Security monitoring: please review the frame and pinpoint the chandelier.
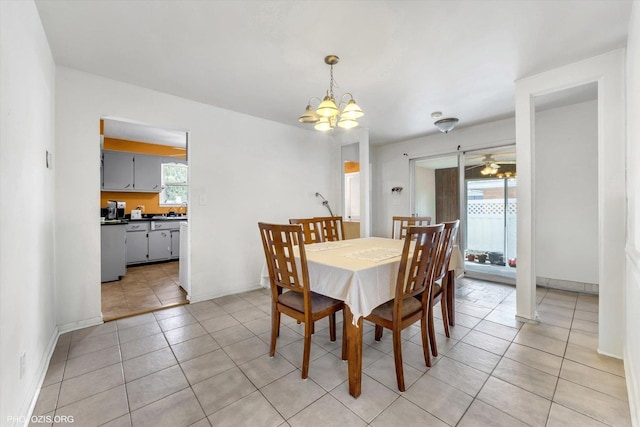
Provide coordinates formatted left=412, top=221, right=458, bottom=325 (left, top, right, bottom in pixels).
left=298, top=55, right=364, bottom=131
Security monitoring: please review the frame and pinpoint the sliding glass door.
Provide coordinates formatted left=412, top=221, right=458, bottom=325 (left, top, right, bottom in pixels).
left=411, top=145, right=516, bottom=283
left=463, top=147, right=517, bottom=281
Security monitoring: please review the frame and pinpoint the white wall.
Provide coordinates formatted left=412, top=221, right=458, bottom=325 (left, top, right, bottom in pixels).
left=535, top=100, right=598, bottom=285
left=625, top=2, right=640, bottom=423
left=372, top=118, right=515, bottom=237
left=0, top=1, right=57, bottom=425
left=414, top=166, right=435, bottom=218
left=54, top=67, right=339, bottom=329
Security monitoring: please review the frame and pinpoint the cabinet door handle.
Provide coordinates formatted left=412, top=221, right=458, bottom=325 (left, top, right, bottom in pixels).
left=124, top=184, right=131, bottom=188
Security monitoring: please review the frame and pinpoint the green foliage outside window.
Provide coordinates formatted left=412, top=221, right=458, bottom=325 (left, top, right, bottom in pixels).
left=160, top=163, right=188, bottom=205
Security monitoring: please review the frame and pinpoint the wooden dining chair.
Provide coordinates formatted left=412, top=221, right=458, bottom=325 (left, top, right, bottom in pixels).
left=289, top=218, right=323, bottom=244
left=314, top=216, right=345, bottom=241
left=365, top=224, right=444, bottom=391
left=258, top=222, right=346, bottom=379
left=426, top=220, right=460, bottom=357
left=391, top=216, right=432, bottom=240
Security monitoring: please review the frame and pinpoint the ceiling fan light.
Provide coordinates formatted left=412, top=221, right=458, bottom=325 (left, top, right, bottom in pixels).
left=316, top=95, right=339, bottom=118
left=434, top=117, right=459, bottom=133
left=341, top=99, right=364, bottom=119
left=338, top=117, right=359, bottom=129
left=298, top=104, right=320, bottom=123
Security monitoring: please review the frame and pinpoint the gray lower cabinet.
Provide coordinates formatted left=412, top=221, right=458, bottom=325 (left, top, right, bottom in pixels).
left=149, top=229, right=172, bottom=261
left=126, top=222, right=149, bottom=265
left=171, top=230, right=180, bottom=259
left=101, top=224, right=126, bottom=282
left=125, top=220, right=184, bottom=264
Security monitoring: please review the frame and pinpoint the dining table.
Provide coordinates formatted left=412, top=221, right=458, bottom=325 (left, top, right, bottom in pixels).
left=275, top=236, right=463, bottom=398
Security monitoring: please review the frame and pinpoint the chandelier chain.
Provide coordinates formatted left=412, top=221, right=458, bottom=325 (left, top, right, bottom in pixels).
left=329, top=64, right=334, bottom=99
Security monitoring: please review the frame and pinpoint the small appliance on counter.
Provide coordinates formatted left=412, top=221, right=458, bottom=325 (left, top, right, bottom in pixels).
left=116, top=201, right=126, bottom=219
left=106, top=200, right=117, bottom=220
left=131, top=209, right=142, bottom=219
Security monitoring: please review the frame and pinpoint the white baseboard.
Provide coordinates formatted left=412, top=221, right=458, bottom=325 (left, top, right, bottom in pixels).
left=57, top=316, right=103, bottom=335
left=189, top=283, right=264, bottom=304
left=18, top=326, right=59, bottom=427
left=624, top=344, right=639, bottom=427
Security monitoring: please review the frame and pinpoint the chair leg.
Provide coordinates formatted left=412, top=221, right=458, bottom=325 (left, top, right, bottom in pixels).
left=420, top=313, right=431, bottom=367
left=441, top=296, right=450, bottom=338
left=270, top=309, right=280, bottom=357
left=428, top=303, right=438, bottom=357
left=329, top=312, right=337, bottom=342
left=301, top=321, right=312, bottom=379
left=341, top=310, right=347, bottom=361
left=374, top=325, right=383, bottom=341
left=391, top=328, right=405, bottom=392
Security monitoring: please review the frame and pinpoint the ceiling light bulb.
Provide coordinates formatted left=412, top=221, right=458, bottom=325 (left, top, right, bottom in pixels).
left=341, top=99, right=364, bottom=119
left=316, top=95, right=339, bottom=118
left=314, top=117, right=333, bottom=131
left=298, top=104, right=320, bottom=123
left=338, top=117, right=359, bottom=129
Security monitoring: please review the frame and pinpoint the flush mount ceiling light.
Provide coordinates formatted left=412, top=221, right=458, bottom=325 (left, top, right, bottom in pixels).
left=298, top=55, right=364, bottom=131
left=434, top=117, right=459, bottom=133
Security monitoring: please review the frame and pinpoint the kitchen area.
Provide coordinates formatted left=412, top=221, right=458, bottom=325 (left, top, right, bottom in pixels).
left=99, top=118, right=189, bottom=321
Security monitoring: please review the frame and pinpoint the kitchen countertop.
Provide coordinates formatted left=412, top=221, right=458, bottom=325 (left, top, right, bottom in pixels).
left=101, top=216, right=188, bottom=225
left=101, top=219, right=128, bottom=225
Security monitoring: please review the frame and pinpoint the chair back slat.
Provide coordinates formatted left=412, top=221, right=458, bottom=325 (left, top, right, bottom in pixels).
left=391, top=216, right=432, bottom=240
left=289, top=218, right=323, bottom=244
left=315, top=216, right=345, bottom=241
left=259, top=223, right=309, bottom=297
left=433, top=220, right=460, bottom=283
left=394, top=224, right=444, bottom=311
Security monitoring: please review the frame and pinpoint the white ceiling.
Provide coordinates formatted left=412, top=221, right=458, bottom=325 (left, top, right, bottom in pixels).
left=35, top=0, right=631, bottom=145
left=102, top=118, right=187, bottom=147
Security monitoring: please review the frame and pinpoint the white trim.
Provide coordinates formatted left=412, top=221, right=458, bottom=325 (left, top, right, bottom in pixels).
left=20, top=327, right=59, bottom=427
left=515, top=49, right=626, bottom=356
left=57, top=316, right=104, bottom=335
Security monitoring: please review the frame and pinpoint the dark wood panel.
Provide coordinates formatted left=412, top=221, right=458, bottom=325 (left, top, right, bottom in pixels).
left=435, top=167, right=459, bottom=223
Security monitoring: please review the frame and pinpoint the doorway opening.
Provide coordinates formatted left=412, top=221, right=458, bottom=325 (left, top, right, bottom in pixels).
left=100, top=117, right=190, bottom=321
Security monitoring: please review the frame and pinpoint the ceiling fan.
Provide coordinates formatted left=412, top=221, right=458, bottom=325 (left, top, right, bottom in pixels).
left=466, top=155, right=516, bottom=177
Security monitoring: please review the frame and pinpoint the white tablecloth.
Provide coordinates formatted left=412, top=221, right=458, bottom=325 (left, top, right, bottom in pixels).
left=260, top=237, right=464, bottom=324
left=301, top=237, right=404, bottom=324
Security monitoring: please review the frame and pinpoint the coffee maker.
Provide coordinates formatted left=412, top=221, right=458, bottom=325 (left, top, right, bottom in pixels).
left=116, top=201, right=126, bottom=219
left=106, top=200, right=117, bottom=220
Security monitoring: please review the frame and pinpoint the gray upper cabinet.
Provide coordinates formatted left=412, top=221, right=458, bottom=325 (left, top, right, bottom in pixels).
left=134, top=154, right=161, bottom=191
left=101, top=150, right=161, bottom=193
left=102, top=150, right=134, bottom=190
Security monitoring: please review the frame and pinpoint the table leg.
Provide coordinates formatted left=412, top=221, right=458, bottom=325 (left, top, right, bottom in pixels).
left=345, top=305, right=363, bottom=398
left=446, top=269, right=456, bottom=326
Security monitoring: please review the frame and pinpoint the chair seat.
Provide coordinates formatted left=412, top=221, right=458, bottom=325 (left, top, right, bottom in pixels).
left=279, top=290, right=343, bottom=314
left=368, top=297, right=422, bottom=322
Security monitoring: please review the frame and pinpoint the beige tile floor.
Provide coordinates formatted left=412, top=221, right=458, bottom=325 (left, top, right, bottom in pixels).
left=101, top=261, right=188, bottom=322
left=35, top=277, right=631, bottom=427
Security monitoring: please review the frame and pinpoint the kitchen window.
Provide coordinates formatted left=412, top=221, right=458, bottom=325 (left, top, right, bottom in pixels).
left=159, top=162, right=188, bottom=206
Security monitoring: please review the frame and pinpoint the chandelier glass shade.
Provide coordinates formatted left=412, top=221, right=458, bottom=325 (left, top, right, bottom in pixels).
left=298, top=55, right=364, bottom=131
